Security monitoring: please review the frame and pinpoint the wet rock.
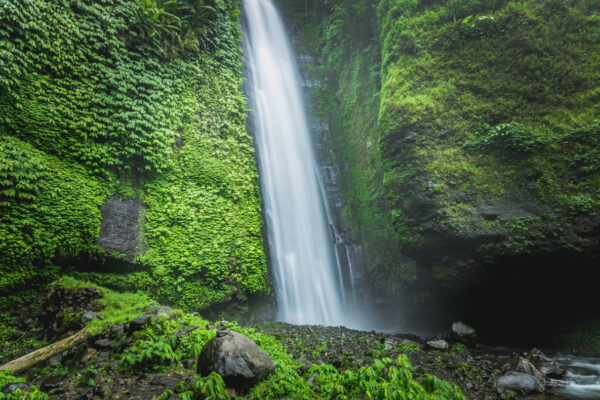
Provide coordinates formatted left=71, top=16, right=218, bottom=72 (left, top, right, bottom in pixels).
left=131, top=313, right=154, bottom=328
left=81, top=348, right=98, bottom=364
left=49, top=353, right=63, bottom=366
left=110, top=323, right=125, bottom=337
left=41, top=376, right=65, bottom=392
left=97, top=352, right=110, bottom=364
left=2, top=382, right=31, bottom=394
left=427, top=339, right=449, bottom=351
left=81, top=311, right=100, bottom=324
left=496, top=371, right=545, bottom=393
left=528, top=349, right=565, bottom=378
left=451, top=321, right=477, bottom=343
left=150, top=375, right=179, bottom=387
left=94, top=338, right=114, bottom=349
left=498, top=355, right=546, bottom=381
left=197, top=330, right=275, bottom=390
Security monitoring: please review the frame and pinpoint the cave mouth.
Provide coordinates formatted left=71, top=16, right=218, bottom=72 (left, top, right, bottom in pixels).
left=455, top=252, right=600, bottom=349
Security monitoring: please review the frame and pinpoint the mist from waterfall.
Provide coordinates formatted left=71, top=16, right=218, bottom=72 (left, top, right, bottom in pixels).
left=242, top=0, right=363, bottom=327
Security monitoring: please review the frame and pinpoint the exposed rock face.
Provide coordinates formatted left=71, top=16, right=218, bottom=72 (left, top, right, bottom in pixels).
left=197, top=330, right=275, bottom=390
left=97, top=195, right=147, bottom=262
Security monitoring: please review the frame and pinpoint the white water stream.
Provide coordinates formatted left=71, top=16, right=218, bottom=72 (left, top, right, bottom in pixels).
left=242, top=0, right=355, bottom=326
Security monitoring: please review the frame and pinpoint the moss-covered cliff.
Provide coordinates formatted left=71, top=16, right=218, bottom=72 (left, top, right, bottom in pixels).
left=0, top=0, right=268, bottom=315
left=281, top=0, right=600, bottom=345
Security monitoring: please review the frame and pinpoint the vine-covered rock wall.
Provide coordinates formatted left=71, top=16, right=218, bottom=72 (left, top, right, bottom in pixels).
left=280, top=0, right=600, bottom=346
left=0, top=0, right=268, bottom=315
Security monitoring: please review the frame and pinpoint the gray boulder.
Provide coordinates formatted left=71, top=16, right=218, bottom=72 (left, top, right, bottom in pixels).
left=81, top=311, right=100, bottom=324
left=528, top=349, right=565, bottom=378
left=426, top=339, right=449, bottom=351
left=496, top=371, right=545, bottom=393
left=451, top=321, right=477, bottom=342
left=197, top=330, right=275, bottom=390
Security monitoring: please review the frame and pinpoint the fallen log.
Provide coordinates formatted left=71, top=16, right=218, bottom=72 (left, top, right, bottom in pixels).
left=0, top=329, right=91, bottom=375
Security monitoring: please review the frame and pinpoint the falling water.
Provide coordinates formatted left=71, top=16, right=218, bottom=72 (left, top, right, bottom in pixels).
left=242, top=0, right=350, bottom=326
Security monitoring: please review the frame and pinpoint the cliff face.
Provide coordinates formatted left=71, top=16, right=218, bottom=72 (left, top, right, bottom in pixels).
left=0, top=0, right=268, bottom=314
left=280, top=0, right=600, bottom=344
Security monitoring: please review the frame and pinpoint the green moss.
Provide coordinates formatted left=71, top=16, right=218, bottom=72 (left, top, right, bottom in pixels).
left=0, top=0, right=267, bottom=312
left=378, top=0, right=600, bottom=248
left=51, top=277, right=157, bottom=335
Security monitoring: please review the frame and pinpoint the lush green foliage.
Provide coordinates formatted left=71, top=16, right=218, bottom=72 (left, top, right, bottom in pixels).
left=154, top=372, right=230, bottom=400
left=377, top=0, right=600, bottom=255
left=0, top=371, right=48, bottom=400
left=0, top=136, right=105, bottom=298
left=0, top=0, right=267, bottom=312
left=133, top=0, right=220, bottom=58
left=282, top=0, right=600, bottom=284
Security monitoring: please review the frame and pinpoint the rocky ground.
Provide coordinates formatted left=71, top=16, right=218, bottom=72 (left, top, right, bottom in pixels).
left=254, top=322, right=565, bottom=400
left=0, top=283, right=573, bottom=399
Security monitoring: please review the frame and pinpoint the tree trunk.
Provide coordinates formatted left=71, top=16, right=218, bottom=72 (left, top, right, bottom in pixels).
left=0, top=329, right=91, bottom=375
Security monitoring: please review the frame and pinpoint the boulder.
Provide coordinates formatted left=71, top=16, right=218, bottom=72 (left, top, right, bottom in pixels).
left=81, top=311, right=100, bottom=324
left=131, top=313, right=154, bottom=329
left=496, top=372, right=545, bottom=393
left=451, top=321, right=477, bottom=343
left=440, top=321, right=477, bottom=345
left=426, top=339, right=449, bottom=351
left=498, top=355, right=546, bottom=381
left=197, top=330, right=275, bottom=390
left=528, top=349, right=565, bottom=379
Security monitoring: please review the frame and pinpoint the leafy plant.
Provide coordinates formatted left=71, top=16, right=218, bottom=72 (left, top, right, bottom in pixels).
left=75, top=365, right=98, bottom=388
left=463, top=122, right=542, bottom=154
left=0, top=371, right=48, bottom=400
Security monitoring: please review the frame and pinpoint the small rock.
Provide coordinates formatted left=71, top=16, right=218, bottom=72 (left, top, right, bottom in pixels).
left=2, top=382, right=31, bottom=394
left=427, top=339, right=449, bottom=351
left=155, top=306, right=172, bottom=318
left=183, top=358, right=196, bottom=369
left=81, top=311, right=99, bottom=324
left=384, top=339, right=394, bottom=351
left=94, top=338, right=114, bottom=349
left=110, top=323, right=125, bottom=337
left=353, top=358, right=365, bottom=367
left=206, top=324, right=215, bottom=330
left=496, top=372, right=545, bottom=393
left=97, top=352, right=110, bottom=364
left=49, top=353, right=63, bottom=366
left=41, top=376, right=65, bottom=392
left=197, top=330, right=275, bottom=390
left=131, top=313, right=153, bottom=328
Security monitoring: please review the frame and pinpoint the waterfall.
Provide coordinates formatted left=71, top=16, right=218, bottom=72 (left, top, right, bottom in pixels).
left=242, top=0, right=352, bottom=326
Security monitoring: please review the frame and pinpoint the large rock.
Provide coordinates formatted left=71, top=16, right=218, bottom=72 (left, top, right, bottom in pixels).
left=498, top=355, right=546, bottom=381
left=426, top=339, right=449, bottom=351
left=197, top=330, right=275, bottom=390
left=496, top=371, right=545, bottom=393
left=96, top=195, right=147, bottom=262
left=451, top=321, right=477, bottom=343
left=528, top=349, right=565, bottom=378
